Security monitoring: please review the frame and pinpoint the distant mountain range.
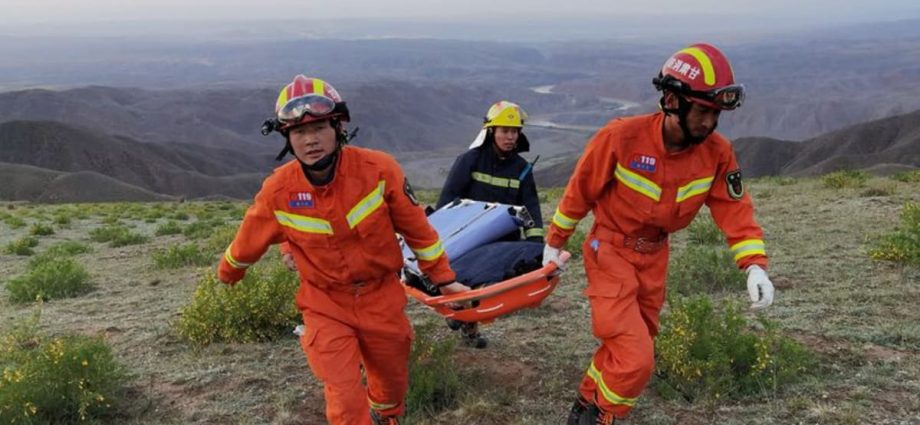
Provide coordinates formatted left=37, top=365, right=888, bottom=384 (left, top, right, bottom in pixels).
left=0, top=120, right=266, bottom=200
left=1, top=107, right=919, bottom=202
left=534, top=109, right=920, bottom=187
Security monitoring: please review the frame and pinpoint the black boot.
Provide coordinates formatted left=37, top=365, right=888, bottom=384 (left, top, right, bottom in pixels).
left=566, top=395, right=615, bottom=425
left=566, top=394, right=591, bottom=425
left=460, top=322, right=487, bottom=349
left=370, top=409, right=400, bottom=425
left=445, top=318, right=462, bottom=331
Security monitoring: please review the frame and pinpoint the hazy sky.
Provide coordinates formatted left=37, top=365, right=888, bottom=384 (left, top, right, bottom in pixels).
left=3, top=0, right=918, bottom=23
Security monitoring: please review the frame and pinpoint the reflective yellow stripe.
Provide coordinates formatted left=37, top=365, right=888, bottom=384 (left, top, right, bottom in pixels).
left=552, top=209, right=579, bottom=230
left=680, top=47, right=716, bottom=86
left=411, top=240, right=445, bottom=261
left=614, top=163, right=661, bottom=202
left=730, top=239, right=766, bottom=261
left=312, top=78, right=324, bottom=95
left=587, top=361, right=638, bottom=407
left=525, top=227, right=545, bottom=238
left=471, top=171, right=520, bottom=189
left=676, top=176, right=714, bottom=203
left=274, top=210, right=333, bottom=235
left=369, top=399, right=397, bottom=411
left=223, top=245, right=252, bottom=269
left=347, top=180, right=386, bottom=229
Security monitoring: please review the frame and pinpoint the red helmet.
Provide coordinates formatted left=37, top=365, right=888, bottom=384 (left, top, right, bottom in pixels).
left=274, top=75, right=350, bottom=130
left=652, top=43, right=744, bottom=110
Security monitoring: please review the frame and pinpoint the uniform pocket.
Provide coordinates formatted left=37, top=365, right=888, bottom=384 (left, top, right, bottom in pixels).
left=583, top=238, right=626, bottom=299
left=613, top=179, right=656, bottom=218
left=355, top=207, right=400, bottom=253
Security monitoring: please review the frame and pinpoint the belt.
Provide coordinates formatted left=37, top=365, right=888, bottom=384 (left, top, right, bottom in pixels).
left=592, top=226, right=668, bottom=254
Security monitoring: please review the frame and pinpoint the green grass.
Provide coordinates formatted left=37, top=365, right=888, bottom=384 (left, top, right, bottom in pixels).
left=28, top=223, right=55, bottom=236
left=182, top=219, right=225, bottom=240
left=821, top=170, right=870, bottom=189
left=667, top=244, right=746, bottom=296
left=5, top=256, right=92, bottom=303
left=656, top=296, right=816, bottom=402
left=867, top=201, right=919, bottom=266
left=0, top=311, right=126, bottom=424
left=405, top=322, right=462, bottom=422
left=154, top=220, right=183, bottom=236
left=3, top=237, right=39, bottom=256
left=890, top=170, right=920, bottom=183
left=3, top=215, right=26, bottom=229
left=175, top=254, right=299, bottom=344
left=41, top=241, right=92, bottom=258
left=152, top=243, right=214, bottom=269
left=686, top=212, right=722, bottom=245
left=0, top=188, right=917, bottom=424
left=88, top=224, right=149, bottom=247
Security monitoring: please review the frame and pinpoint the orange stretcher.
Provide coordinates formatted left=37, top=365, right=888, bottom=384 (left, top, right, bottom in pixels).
left=402, top=251, right=571, bottom=323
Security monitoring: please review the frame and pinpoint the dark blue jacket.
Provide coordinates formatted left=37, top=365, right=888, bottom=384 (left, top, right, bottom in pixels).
left=436, top=145, right=544, bottom=239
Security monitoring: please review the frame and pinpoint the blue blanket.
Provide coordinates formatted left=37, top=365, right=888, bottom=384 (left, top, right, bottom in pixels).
left=451, top=241, right=545, bottom=287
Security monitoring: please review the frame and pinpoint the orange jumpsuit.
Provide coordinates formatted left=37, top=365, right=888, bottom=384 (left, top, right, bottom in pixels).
left=218, top=146, right=455, bottom=425
left=546, top=112, right=767, bottom=418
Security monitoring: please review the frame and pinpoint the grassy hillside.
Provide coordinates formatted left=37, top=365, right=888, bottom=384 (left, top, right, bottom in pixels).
left=0, top=176, right=918, bottom=424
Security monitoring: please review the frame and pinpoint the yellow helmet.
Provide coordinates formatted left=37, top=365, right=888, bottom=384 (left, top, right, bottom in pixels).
left=483, top=100, right=527, bottom=128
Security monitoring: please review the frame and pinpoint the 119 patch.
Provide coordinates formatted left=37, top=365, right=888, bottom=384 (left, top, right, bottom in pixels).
left=629, top=154, right=657, bottom=173
left=726, top=169, right=744, bottom=200
left=288, top=191, right=314, bottom=208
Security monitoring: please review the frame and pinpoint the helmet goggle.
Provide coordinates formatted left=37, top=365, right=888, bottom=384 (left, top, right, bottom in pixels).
left=685, top=84, right=745, bottom=110
left=277, top=94, right=337, bottom=124
left=655, top=74, right=745, bottom=110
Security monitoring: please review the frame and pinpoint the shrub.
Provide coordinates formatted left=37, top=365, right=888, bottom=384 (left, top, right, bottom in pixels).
left=89, top=225, right=149, bottom=247
left=142, top=210, right=165, bottom=221
left=41, top=241, right=92, bottom=258
left=890, top=170, right=920, bottom=183
left=206, top=225, right=238, bottom=254
left=757, top=176, right=797, bottom=186
left=565, top=228, right=586, bottom=258
left=100, top=214, right=122, bottom=225
left=29, top=223, right=55, bottom=236
left=687, top=214, right=722, bottom=246
left=4, top=215, right=26, bottom=229
left=176, top=256, right=299, bottom=344
left=170, top=211, right=190, bottom=221
left=0, top=312, right=125, bottom=424
left=155, top=220, right=183, bottom=236
left=821, top=169, right=869, bottom=189
left=655, top=295, right=816, bottom=402
left=3, top=237, right=39, bottom=256
left=182, top=219, right=224, bottom=240
left=53, top=214, right=72, bottom=227
left=152, top=243, right=214, bottom=269
left=868, top=201, right=920, bottom=266
left=667, top=245, right=745, bottom=296
left=405, top=322, right=462, bottom=421
left=5, top=257, right=91, bottom=303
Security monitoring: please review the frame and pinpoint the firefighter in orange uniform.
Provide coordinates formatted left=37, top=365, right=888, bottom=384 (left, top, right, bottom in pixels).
left=542, top=44, right=776, bottom=424
left=218, top=75, right=470, bottom=425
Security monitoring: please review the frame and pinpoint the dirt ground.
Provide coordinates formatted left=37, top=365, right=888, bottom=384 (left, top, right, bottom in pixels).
left=1, top=177, right=919, bottom=424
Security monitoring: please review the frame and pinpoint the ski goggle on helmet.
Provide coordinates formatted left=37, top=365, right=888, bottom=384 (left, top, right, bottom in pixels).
left=652, top=43, right=745, bottom=110
left=274, top=75, right=350, bottom=129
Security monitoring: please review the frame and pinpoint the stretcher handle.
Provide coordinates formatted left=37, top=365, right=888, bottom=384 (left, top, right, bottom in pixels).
left=418, top=250, right=571, bottom=305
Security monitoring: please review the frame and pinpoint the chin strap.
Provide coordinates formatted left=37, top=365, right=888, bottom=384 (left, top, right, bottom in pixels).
left=659, top=94, right=715, bottom=147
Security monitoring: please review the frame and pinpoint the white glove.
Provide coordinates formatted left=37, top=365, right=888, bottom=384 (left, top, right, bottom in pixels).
left=542, top=245, right=564, bottom=270
left=746, top=265, right=774, bottom=311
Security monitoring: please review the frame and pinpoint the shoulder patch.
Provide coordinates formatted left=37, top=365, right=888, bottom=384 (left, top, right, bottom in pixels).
left=726, top=169, right=744, bottom=200
left=404, top=178, right=419, bottom=206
